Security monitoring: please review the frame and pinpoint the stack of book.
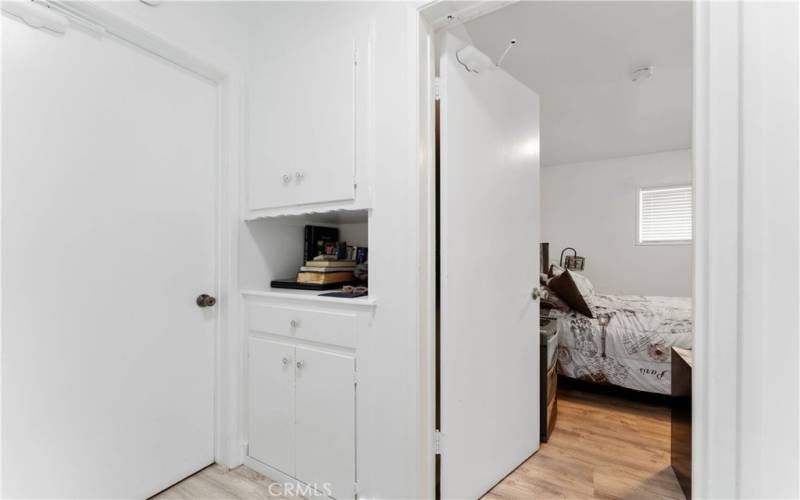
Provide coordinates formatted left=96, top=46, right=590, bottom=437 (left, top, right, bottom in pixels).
left=296, top=257, right=357, bottom=285
left=269, top=225, right=367, bottom=291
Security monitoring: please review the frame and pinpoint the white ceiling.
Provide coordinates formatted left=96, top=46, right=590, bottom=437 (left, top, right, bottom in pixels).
left=460, top=1, right=692, bottom=167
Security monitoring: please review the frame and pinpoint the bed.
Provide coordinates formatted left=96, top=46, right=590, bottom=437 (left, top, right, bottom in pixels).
left=544, top=288, right=692, bottom=395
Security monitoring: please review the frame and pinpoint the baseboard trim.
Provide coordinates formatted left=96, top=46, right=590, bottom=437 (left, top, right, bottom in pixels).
left=242, top=456, right=334, bottom=499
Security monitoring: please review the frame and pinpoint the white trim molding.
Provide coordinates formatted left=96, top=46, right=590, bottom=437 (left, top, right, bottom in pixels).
left=694, top=1, right=799, bottom=498
left=692, top=3, right=739, bottom=497
left=419, top=1, right=517, bottom=32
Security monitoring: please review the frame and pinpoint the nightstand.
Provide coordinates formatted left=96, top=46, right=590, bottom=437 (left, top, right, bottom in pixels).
left=671, top=346, right=692, bottom=499
left=540, top=318, right=559, bottom=442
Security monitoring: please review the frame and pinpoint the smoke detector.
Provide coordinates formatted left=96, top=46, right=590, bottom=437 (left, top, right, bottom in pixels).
left=631, top=66, right=654, bottom=82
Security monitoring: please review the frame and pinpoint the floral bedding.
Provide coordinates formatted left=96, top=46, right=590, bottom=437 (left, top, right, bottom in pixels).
left=549, top=294, right=692, bottom=395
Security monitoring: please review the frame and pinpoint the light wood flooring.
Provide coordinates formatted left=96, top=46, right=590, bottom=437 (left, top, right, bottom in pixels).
left=152, top=464, right=301, bottom=500
left=155, top=388, right=684, bottom=499
left=484, top=388, right=684, bottom=499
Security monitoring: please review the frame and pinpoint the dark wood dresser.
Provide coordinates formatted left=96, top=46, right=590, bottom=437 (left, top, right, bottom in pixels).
left=671, top=346, right=692, bottom=499
left=540, top=318, right=559, bottom=442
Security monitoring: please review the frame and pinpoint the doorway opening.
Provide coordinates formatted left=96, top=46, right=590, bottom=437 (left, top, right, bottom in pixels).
left=428, top=2, right=694, bottom=498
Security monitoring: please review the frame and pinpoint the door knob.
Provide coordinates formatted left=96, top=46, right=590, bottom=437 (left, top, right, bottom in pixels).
left=531, top=287, right=542, bottom=301
left=196, top=294, right=216, bottom=307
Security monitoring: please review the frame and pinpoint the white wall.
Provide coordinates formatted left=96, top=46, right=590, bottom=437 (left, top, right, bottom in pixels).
left=541, top=149, right=692, bottom=297
left=97, top=1, right=251, bottom=74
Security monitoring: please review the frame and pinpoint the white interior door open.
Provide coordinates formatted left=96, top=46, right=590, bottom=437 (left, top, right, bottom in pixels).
left=438, top=33, right=541, bottom=499
left=2, top=15, right=218, bottom=498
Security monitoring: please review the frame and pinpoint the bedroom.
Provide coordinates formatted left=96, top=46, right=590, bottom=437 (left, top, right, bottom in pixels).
left=434, top=2, right=694, bottom=498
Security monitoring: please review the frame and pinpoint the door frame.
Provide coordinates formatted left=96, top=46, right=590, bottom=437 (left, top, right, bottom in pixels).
left=8, top=0, right=245, bottom=471
left=416, top=1, right=799, bottom=498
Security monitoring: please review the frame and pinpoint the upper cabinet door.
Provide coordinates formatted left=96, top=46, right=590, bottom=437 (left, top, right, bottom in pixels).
left=248, top=20, right=371, bottom=212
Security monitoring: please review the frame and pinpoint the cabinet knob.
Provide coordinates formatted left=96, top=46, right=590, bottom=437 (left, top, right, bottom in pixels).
left=282, top=174, right=291, bottom=184
left=281, top=357, right=289, bottom=366
left=296, top=360, right=305, bottom=369
left=295, top=171, right=304, bottom=181
left=290, top=319, right=298, bottom=328
left=531, top=287, right=542, bottom=301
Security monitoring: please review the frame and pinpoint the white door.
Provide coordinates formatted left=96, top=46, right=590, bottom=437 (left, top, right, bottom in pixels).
left=2, top=15, right=217, bottom=498
left=295, top=346, right=356, bottom=500
left=439, top=34, right=541, bottom=499
left=248, top=337, right=296, bottom=476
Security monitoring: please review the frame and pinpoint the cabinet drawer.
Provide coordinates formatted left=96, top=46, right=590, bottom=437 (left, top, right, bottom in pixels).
left=293, top=308, right=357, bottom=348
left=248, top=303, right=357, bottom=348
left=248, top=304, right=295, bottom=337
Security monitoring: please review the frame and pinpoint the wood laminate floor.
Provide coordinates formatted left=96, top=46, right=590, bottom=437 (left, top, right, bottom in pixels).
left=152, top=465, right=300, bottom=500
left=155, top=388, right=683, bottom=499
left=485, top=388, right=684, bottom=500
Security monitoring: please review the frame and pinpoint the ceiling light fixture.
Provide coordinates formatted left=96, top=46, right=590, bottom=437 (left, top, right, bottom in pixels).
left=631, top=66, right=654, bottom=82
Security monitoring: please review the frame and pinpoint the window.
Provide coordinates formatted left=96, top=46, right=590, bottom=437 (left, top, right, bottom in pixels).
left=638, top=185, right=693, bottom=244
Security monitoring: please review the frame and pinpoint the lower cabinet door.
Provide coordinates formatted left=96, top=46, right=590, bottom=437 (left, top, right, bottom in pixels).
left=248, top=337, right=295, bottom=476
left=294, top=346, right=356, bottom=500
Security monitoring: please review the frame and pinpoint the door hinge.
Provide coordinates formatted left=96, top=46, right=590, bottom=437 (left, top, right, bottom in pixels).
left=434, top=77, right=441, bottom=101
left=354, top=47, right=359, bottom=66
left=354, top=481, right=359, bottom=497
left=353, top=370, right=358, bottom=387
left=434, top=430, right=443, bottom=455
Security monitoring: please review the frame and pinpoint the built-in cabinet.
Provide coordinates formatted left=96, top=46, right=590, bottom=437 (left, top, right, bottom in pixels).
left=241, top=4, right=418, bottom=498
left=245, top=295, right=370, bottom=500
left=247, top=18, right=373, bottom=217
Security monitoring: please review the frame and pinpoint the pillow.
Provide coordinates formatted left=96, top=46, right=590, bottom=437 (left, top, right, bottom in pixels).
left=569, top=271, right=595, bottom=298
left=548, top=264, right=565, bottom=278
left=540, top=286, right=570, bottom=313
left=547, top=270, right=594, bottom=318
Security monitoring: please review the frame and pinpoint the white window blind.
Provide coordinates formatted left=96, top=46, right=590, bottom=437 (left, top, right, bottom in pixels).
left=638, top=186, right=693, bottom=243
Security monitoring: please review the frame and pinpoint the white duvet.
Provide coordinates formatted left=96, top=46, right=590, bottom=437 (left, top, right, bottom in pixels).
left=550, top=294, right=692, bottom=395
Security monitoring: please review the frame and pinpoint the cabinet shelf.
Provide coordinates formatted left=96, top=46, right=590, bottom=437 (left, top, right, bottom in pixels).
left=244, top=207, right=369, bottom=225
left=242, top=288, right=377, bottom=308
